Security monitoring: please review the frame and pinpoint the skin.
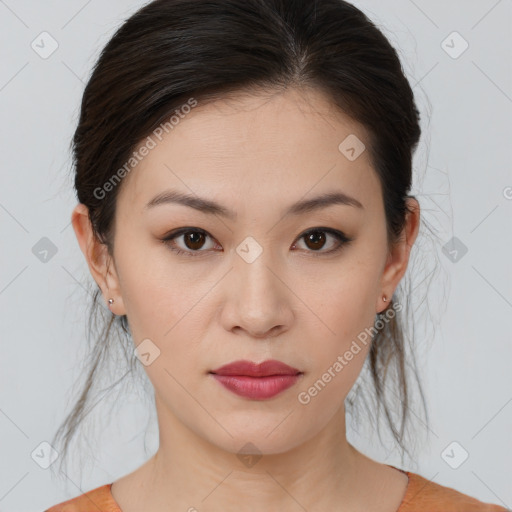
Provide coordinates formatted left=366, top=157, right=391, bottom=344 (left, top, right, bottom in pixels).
left=72, top=86, right=420, bottom=512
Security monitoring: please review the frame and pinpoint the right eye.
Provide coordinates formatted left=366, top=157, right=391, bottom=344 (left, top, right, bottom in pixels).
left=160, top=227, right=220, bottom=257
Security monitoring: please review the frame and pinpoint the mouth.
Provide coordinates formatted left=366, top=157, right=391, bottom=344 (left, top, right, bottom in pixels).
left=210, top=359, right=301, bottom=377
left=209, top=359, right=303, bottom=400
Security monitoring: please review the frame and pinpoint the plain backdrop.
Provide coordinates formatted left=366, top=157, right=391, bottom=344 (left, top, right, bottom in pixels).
left=0, top=0, right=511, bottom=510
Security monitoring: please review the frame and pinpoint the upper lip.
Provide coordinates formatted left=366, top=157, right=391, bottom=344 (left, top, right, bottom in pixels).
left=210, top=359, right=301, bottom=377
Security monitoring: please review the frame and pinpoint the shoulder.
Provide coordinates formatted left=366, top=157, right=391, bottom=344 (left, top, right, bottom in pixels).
left=399, top=471, right=510, bottom=512
left=44, top=483, right=120, bottom=512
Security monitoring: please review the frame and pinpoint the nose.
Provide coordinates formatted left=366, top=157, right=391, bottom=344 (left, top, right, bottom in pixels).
left=219, top=246, right=294, bottom=339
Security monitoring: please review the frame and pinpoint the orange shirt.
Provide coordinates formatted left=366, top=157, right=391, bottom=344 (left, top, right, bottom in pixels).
left=44, top=465, right=510, bottom=511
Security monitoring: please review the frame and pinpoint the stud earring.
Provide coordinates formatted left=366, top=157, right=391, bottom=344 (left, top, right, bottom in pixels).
left=108, top=298, right=114, bottom=305
left=378, top=294, right=389, bottom=316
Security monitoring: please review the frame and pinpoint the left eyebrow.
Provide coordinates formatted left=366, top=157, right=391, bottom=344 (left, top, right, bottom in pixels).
left=285, top=191, right=364, bottom=215
left=144, top=189, right=364, bottom=220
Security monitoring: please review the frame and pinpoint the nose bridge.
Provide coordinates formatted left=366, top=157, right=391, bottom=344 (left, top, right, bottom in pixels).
left=235, top=235, right=282, bottom=303
left=226, top=234, right=290, bottom=335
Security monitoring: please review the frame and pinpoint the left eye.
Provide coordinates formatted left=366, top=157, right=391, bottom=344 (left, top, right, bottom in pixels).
left=292, top=228, right=352, bottom=253
left=161, top=227, right=352, bottom=257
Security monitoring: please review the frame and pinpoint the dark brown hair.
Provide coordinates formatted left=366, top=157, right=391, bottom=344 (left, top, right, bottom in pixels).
left=52, top=0, right=435, bottom=479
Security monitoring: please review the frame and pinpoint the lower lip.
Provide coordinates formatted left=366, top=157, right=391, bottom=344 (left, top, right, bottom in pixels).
left=210, top=373, right=302, bottom=400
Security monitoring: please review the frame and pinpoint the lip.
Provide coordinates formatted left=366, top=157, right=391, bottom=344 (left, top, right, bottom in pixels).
left=210, top=359, right=301, bottom=377
left=209, top=359, right=303, bottom=400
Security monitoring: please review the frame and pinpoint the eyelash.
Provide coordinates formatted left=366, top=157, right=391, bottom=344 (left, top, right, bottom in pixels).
left=160, top=227, right=353, bottom=257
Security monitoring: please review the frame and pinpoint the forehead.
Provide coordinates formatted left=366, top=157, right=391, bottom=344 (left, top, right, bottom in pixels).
left=116, top=86, right=380, bottom=217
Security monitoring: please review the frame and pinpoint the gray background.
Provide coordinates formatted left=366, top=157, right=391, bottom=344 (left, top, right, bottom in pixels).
left=0, top=0, right=511, bottom=510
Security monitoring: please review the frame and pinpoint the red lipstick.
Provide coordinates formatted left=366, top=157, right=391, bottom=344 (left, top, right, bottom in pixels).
left=209, top=359, right=303, bottom=400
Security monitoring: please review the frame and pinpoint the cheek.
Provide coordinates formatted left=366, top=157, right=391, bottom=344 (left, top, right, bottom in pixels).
left=114, top=245, right=219, bottom=407
left=114, top=238, right=196, bottom=343
left=294, top=260, right=380, bottom=401
left=295, top=297, right=374, bottom=427
left=304, top=258, right=381, bottom=338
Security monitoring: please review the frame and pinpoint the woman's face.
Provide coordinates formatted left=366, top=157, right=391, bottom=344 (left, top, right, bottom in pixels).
left=75, top=86, right=417, bottom=455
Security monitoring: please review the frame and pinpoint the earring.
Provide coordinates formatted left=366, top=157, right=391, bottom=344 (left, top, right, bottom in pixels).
left=108, top=298, right=114, bottom=305
left=378, top=295, right=389, bottom=317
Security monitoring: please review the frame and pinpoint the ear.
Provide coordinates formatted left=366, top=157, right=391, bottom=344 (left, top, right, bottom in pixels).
left=377, top=197, right=420, bottom=313
left=71, top=203, right=126, bottom=316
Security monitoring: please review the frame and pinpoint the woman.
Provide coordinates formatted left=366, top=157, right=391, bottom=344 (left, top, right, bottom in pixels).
left=45, top=0, right=508, bottom=510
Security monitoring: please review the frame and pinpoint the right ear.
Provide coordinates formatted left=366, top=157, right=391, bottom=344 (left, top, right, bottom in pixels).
left=71, top=203, right=126, bottom=316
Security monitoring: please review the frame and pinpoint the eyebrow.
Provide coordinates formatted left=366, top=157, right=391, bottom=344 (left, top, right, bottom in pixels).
left=144, top=189, right=364, bottom=220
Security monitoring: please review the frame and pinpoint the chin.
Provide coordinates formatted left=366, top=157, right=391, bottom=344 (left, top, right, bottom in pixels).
left=196, top=414, right=310, bottom=458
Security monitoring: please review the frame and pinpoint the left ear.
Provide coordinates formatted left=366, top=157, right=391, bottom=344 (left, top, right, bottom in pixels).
left=377, top=197, right=420, bottom=312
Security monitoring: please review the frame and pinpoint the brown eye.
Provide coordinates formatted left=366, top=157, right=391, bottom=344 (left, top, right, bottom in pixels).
left=303, top=230, right=327, bottom=251
left=182, top=231, right=207, bottom=250
left=293, top=228, right=352, bottom=254
left=161, top=228, right=217, bottom=256
left=162, top=226, right=352, bottom=258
